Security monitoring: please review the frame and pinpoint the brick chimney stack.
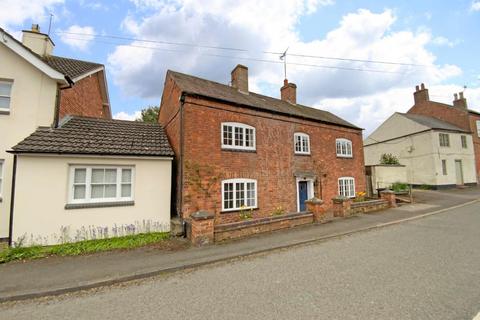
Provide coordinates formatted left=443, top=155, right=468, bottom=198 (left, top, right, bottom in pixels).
left=453, top=91, right=467, bottom=109
left=413, top=83, right=429, bottom=104
left=231, top=64, right=249, bottom=94
left=281, top=79, right=297, bottom=105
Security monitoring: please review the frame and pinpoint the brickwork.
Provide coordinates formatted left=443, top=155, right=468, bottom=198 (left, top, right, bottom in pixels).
left=214, top=212, right=313, bottom=242
left=59, top=73, right=108, bottom=119
left=350, top=199, right=389, bottom=214
left=332, top=196, right=352, bottom=217
left=380, top=190, right=397, bottom=208
left=190, top=211, right=215, bottom=246
left=159, top=72, right=366, bottom=227
left=305, top=198, right=327, bottom=223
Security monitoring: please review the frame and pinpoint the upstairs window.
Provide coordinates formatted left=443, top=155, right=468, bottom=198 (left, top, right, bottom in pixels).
left=336, top=139, right=353, bottom=157
left=461, top=135, right=467, bottom=149
left=439, top=133, right=450, bottom=147
left=0, top=80, right=13, bottom=112
left=477, top=120, right=480, bottom=138
left=294, top=133, right=310, bottom=154
left=222, top=122, right=255, bottom=151
left=222, top=179, right=257, bottom=211
left=69, top=166, right=134, bottom=204
left=338, top=177, right=355, bottom=198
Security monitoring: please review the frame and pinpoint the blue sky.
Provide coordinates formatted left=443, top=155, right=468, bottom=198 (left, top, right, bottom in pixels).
left=1, top=0, right=479, bottom=133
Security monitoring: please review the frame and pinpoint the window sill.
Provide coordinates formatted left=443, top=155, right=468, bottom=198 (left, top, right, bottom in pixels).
left=336, top=155, right=353, bottom=159
left=221, top=207, right=259, bottom=214
left=221, top=148, right=256, bottom=153
left=0, top=110, right=10, bottom=115
left=65, top=201, right=134, bottom=210
left=294, top=152, right=311, bottom=156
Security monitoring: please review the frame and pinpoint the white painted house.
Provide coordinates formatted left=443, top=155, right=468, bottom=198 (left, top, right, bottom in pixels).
left=364, top=112, right=477, bottom=188
left=9, top=116, right=174, bottom=246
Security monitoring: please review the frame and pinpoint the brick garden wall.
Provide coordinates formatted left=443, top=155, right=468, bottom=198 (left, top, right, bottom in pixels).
left=59, top=73, right=107, bottom=119
left=179, top=95, right=366, bottom=225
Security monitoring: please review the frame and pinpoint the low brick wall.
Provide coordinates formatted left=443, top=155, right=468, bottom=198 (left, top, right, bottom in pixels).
left=214, top=212, right=313, bottom=242
left=350, top=199, right=389, bottom=214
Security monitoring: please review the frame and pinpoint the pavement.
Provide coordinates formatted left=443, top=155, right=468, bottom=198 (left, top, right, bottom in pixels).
left=1, top=194, right=480, bottom=319
left=0, top=187, right=479, bottom=303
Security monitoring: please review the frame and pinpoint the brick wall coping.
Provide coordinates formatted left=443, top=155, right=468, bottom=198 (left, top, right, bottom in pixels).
left=350, top=199, right=388, bottom=208
left=332, top=196, right=351, bottom=203
left=380, top=189, right=395, bottom=194
left=305, top=197, right=324, bottom=205
left=191, top=211, right=215, bottom=221
left=215, top=212, right=313, bottom=232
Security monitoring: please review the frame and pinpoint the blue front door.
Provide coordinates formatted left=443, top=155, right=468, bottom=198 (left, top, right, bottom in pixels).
left=299, top=181, right=308, bottom=211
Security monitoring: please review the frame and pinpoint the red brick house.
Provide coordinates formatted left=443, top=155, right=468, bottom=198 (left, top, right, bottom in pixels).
left=407, top=84, right=480, bottom=182
left=159, top=65, right=365, bottom=225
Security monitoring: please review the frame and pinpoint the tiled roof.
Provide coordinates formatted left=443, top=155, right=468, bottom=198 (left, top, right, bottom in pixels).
left=42, top=56, right=103, bottom=79
left=11, top=116, right=174, bottom=157
left=401, top=113, right=470, bottom=133
left=168, top=70, right=361, bottom=130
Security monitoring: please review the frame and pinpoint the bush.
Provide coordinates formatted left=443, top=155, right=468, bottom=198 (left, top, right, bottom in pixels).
left=392, top=182, right=409, bottom=192
left=380, top=153, right=400, bottom=165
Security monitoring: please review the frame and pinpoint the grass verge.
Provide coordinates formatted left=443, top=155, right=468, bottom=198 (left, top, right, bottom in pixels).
left=0, top=232, right=170, bottom=264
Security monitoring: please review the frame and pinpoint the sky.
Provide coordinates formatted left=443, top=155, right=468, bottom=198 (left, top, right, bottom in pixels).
left=1, top=0, right=480, bottom=135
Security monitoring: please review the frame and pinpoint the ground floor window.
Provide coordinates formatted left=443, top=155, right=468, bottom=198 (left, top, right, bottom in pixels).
left=338, top=177, right=355, bottom=198
left=222, top=179, right=257, bottom=211
left=442, top=160, right=448, bottom=175
left=69, top=166, right=134, bottom=204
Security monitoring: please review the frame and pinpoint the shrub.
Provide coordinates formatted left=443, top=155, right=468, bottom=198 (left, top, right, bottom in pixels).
left=271, top=206, right=285, bottom=216
left=380, top=153, right=400, bottom=165
left=392, top=182, right=409, bottom=192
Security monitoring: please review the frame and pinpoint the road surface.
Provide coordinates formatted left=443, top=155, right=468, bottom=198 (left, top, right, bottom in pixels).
left=1, top=201, right=479, bottom=319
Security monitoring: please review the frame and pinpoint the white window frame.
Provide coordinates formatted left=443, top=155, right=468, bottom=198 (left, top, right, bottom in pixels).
left=441, top=159, right=448, bottom=175
left=221, top=178, right=257, bottom=212
left=476, top=120, right=480, bottom=138
left=0, top=159, right=4, bottom=198
left=221, top=122, right=256, bottom=151
left=439, top=133, right=450, bottom=147
left=296, top=177, right=315, bottom=212
left=0, top=80, right=13, bottom=112
left=294, top=133, right=311, bottom=155
left=68, top=165, right=135, bottom=205
left=336, top=138, right=353, bottom=158
left=338, top=177, right=355, bottom=198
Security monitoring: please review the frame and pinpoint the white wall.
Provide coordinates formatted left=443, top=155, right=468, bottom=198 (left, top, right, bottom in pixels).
left=0, top=44, right=58, bottom=239
left=364, top=130, right=476, bottom=187
left=12, top=155, right=172, bottom=246
left=370, top=165, right=408, bottom=190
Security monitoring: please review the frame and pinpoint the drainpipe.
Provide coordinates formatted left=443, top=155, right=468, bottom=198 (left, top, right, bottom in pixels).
left=8, top=155, right=17, bottom=247
left=53, top=77, right=74, bottom=128
left=179, top=94, right=186, bottom=222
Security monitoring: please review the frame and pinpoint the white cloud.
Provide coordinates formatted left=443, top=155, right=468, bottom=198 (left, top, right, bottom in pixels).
left=113, top=111, right=141, bottom=121
left=471, top=1, right=480, bottom=11
left=0, top=0, right=64, bottom=31
left=59, top=25, right=96, bottom=51
left=108, top=4, right=471, bottom=135
left=432, top=36, right=460, bottom=48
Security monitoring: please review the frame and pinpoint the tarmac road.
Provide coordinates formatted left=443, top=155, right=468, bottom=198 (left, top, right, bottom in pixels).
left=1, top=201, right=480, bottom=319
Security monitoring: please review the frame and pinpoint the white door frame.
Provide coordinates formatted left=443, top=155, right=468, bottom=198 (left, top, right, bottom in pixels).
left=455, top=160, right=464, bottom=185
left=296, top=177, right=315, bottom=212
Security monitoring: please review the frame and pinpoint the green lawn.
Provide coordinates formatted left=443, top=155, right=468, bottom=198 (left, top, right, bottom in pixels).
left=0, top=232, right=170, bottom=264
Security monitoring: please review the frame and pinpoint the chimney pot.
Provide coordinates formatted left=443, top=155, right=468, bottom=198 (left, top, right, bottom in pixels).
left=231, top=64, right=249, bottom=94
left=453, top=91, right=467, bottom=109
left=415, top=85, right=420, bottom=92
left=413, top=83, right=429, bottom=104
left=459, top=92, right=464, bottom=99
left=31, top=24, right=40, bottom=33
left=454, top=93, right=458, bottom=100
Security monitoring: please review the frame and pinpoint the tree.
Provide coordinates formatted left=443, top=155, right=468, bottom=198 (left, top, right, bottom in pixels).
left=379, top=153, right=400, bottom=165
left=136, top=106, right=160, bottom=123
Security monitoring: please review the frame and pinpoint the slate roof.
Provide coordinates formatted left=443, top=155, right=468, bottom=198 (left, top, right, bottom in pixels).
left=168, top=70, right=361, bottom=130
left=0, top=27, right=103, bottom=80
left=400, top=113, right=470, bottom=133
left=10, top=116, right=174, bottom=157
left=42, top=56, right=103, bottom=80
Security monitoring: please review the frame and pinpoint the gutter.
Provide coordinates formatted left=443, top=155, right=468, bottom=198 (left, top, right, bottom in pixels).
left=8, top=155, right=17, bottom=247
